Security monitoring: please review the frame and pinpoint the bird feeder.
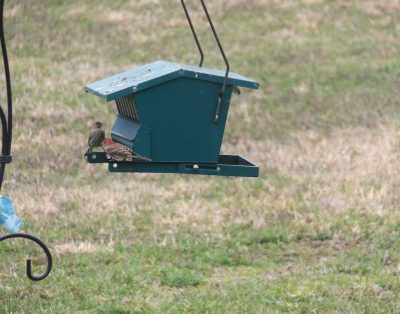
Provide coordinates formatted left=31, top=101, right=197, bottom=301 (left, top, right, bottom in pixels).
left=85, top=0, right=260, bottom=177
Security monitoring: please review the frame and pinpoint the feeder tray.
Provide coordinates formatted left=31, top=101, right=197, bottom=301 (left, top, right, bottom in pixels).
left=86, top=152, right=259, bottom=177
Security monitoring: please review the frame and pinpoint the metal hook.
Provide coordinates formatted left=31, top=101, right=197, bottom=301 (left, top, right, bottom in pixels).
left=0, top=233, right=53, bottom=281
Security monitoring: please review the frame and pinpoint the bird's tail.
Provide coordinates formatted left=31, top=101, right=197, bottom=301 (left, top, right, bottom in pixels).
left=133, top=153, right=152, bottom=162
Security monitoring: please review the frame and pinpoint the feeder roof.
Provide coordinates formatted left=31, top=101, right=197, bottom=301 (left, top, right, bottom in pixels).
left=85, top=60, right=259, bottom=101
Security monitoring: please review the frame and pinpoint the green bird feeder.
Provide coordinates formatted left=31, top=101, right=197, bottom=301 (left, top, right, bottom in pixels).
left=85, top=0, right=260, bottom=177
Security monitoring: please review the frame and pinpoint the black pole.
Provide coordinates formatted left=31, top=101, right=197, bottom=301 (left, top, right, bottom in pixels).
left=0, top=0, right=12, bottom=190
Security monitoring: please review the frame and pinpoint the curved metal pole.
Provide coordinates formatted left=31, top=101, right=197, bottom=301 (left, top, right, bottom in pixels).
left=0, top=233, right=53, bottom=281
left=0, top=1, right=52, bottom=282
left=0, top=0, right=11, bottom=189
left=181, top=0, right=204, bottom=67
left=199, top=0, right=230, bottom=123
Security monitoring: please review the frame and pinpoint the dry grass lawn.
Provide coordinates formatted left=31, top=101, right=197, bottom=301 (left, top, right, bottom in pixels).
left=1, top=0, right=400, bottom=313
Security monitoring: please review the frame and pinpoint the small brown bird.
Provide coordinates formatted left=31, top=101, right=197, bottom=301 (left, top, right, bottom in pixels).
left=232, top=86, right=241, bottom=95
left=88, top=121, right=105, bottom=152
left=101, top=137, right=151, bottom=162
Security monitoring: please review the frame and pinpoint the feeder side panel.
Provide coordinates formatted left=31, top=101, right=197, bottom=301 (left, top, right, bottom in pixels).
left=134, top=78, right=232, bottom=163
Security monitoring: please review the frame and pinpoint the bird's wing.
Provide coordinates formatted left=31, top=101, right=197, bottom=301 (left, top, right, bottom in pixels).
left=88, top=129, right=96, bottom=145
left=103, top=144, right=134, bottom=161
left=103, top=142, right=151, bottom=162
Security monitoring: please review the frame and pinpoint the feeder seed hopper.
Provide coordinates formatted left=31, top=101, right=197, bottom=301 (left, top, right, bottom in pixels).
left=85, top=0, right=260, bottom=177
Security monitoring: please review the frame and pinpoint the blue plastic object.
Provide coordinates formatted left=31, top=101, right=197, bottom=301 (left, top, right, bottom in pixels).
left=0, top=195, right=22, bottom=233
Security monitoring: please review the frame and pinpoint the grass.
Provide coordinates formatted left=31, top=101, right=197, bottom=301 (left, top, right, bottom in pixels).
left=1, top=0, right=400, bottom=312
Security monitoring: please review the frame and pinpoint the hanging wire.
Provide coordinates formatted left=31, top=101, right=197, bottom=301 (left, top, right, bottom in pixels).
left=180, top=0, right=230, bottom=123
left=199, top=0, right=230, bottom=123
left=0, top=0, right=52, bottom=281
left=181, top=0, right=204, bottom=67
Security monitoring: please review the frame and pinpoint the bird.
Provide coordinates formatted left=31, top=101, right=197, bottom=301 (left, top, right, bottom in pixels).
left=87, top=121, right=105, bottom=152
left=101, top=137, right=151, bottom=162
left=232, top=86, right=241, bottom=95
